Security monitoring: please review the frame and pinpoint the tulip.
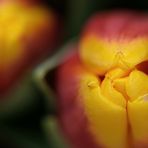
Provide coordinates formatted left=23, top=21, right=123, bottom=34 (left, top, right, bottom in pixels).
left=0, top=0, right=59, bottom=95
left=56, top=11, right=148, bottom=148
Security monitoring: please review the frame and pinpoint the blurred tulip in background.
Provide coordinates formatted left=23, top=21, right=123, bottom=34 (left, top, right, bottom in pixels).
left=0, top=0, right=59, bottom=96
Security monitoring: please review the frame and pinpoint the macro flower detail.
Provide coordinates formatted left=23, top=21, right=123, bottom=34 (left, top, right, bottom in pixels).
left=0, top=1, right=59, bottom=94
left=56, top=11, right=148, bottom=148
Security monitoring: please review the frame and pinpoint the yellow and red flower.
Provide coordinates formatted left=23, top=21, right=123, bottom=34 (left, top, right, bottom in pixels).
left=0, top=0, right=60, bottom=95
left=56, top=11, right=148, bottom=148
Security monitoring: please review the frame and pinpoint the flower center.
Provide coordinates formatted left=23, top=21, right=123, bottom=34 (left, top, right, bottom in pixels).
left=79, top=58, right=148, bottom=148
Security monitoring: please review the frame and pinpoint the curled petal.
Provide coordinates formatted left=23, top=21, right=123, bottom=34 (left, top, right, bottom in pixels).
left=80, top=74, right=128, bottom=148
left=126, top=70, right=148, bottom=101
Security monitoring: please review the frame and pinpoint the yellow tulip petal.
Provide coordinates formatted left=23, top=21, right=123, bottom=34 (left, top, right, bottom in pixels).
left=79, top=36, right=148, bottom=75
left=101, top=77, right=126, bottom=108
left=126, top=70, right=148, bottom=101
left=113, top=77, right=129, bottom=100
left=128, top=94, right=148, bottom=147
left=79, top=36, right=117, bottom=75
left=79, top=74, right=128, bottom=148
left=106, top=68, right=129, bottom=80
left=101, top=68, right=129, bottom=105
left=123, top=39, right=148, bottom=69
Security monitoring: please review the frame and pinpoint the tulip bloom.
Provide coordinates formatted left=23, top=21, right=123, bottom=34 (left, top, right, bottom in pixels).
left=0, top=1, right=59, bottom=95
left=56, top=11, right=148, bottom=148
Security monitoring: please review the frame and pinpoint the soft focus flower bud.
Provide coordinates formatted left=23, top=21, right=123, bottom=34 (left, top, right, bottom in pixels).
left=0, top=1, right=60, bottom=95
left=55, top=11, right=148, bottom=148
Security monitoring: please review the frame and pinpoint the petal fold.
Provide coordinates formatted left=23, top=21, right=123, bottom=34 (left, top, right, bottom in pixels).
left=80, top=74, right=128, bottom=148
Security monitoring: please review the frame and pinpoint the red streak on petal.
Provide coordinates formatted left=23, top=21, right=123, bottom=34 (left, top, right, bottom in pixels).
left=81, top=11, right=148, bottom=41
left=56, top=50, right=101, bottom=148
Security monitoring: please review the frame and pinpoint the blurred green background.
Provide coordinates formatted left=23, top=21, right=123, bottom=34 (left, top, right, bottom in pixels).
left=0, top=0, right=147, bottom=148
